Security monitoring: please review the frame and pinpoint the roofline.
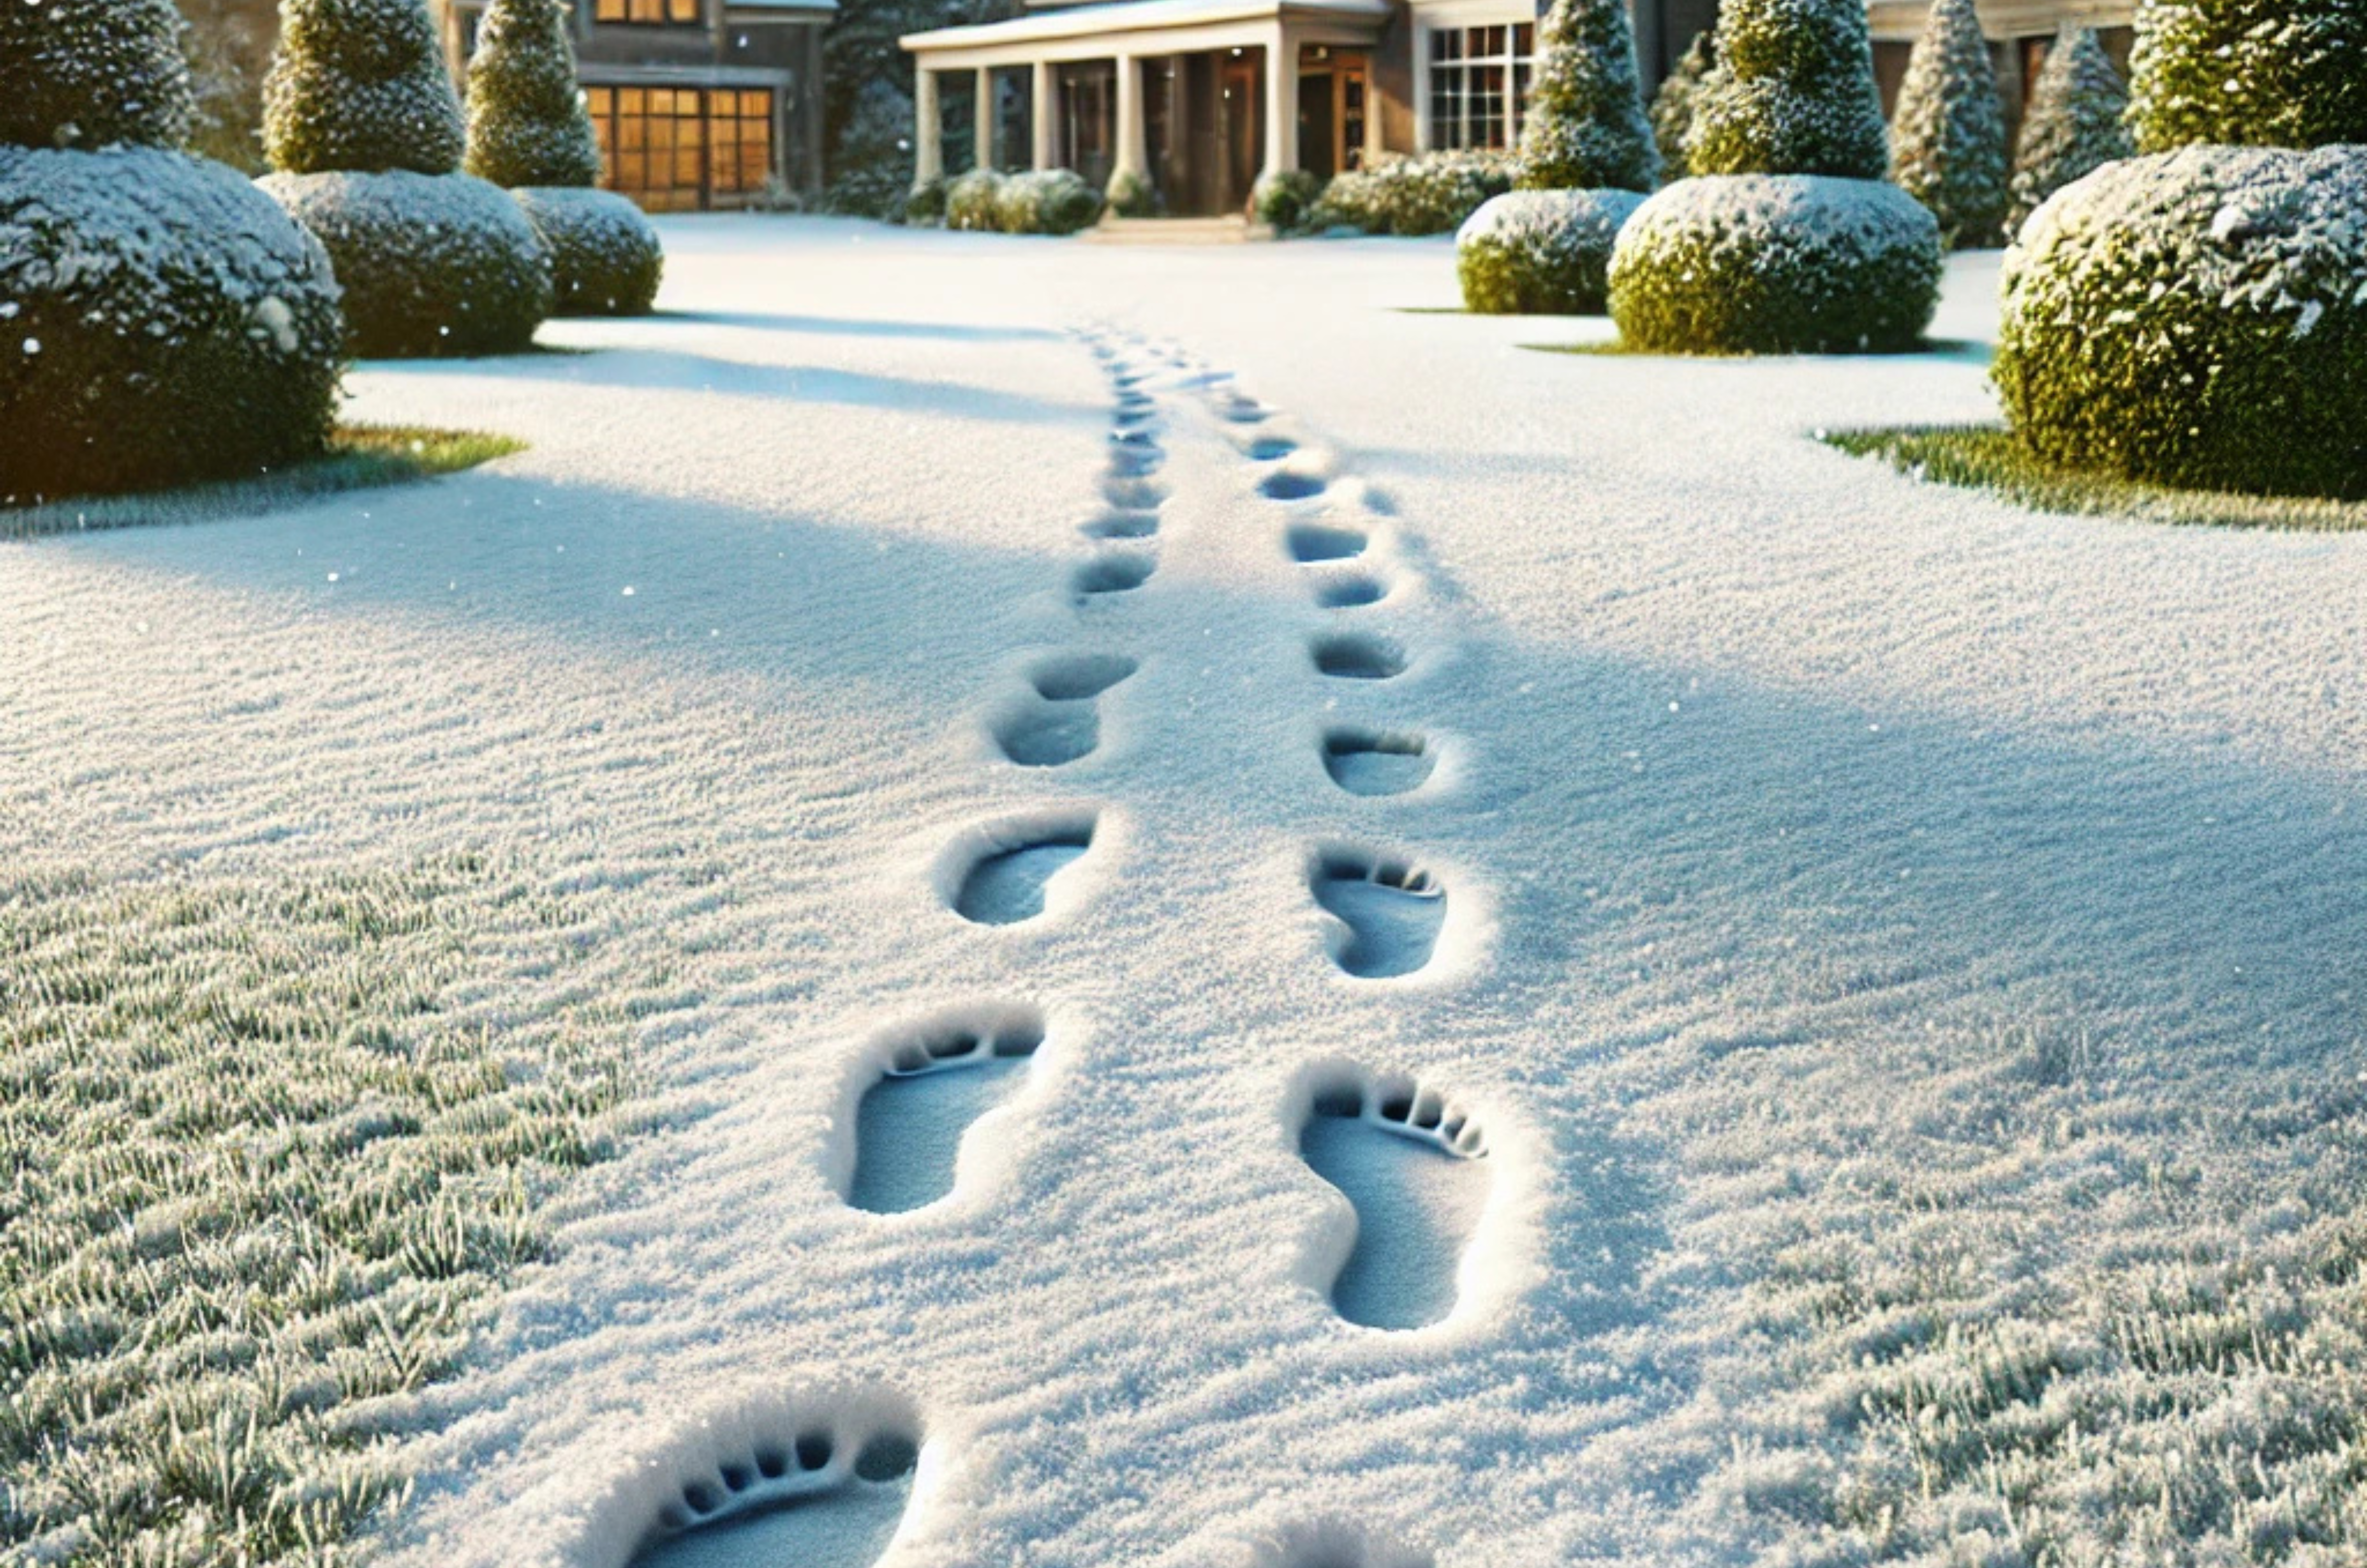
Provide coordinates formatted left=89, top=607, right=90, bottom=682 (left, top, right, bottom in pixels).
left=902, top=0, right=1389, bottom=53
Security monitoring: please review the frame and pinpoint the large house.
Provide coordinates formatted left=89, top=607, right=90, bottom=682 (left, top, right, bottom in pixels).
left=899, top=0, right=2134, bottom=218
left=437, top=0, right=832, bottom=211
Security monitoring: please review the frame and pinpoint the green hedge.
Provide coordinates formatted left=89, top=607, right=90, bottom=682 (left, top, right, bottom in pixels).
left=0, top=147, right=343, bottom=503
left=261, top=168, right=551, bottom=356
left=945, top=168, right=1001, bottom=230
left=1608, top=174, right=1941, bottom=354
left=1996, top=145, right=2367, bottom=500
left=2128, top=0, right=2367, bottom=152
left=1311, top=151, right=1519, bottom=236
left=941, top=168, right=1105, bottom=235
left=1456, top=188, right=1645, bottom=314
left=513, top=186, right=662, bottom=315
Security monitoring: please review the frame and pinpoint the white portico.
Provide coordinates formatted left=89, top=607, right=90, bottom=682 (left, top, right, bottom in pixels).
left=903, top=0, right=1395, bottom=216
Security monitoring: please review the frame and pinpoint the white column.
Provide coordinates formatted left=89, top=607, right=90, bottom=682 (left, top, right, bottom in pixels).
left=1032, top=59, right=1055, bottom=169
left=913, top=67, right=943, bottom=183
left=974, top=67, right=995, bottom=170
left=1114, top=53, right=1146, bottom=179
left=1411, top=22, right=1431, bottom=153
left=1260, top=25, right=1297, bottom=184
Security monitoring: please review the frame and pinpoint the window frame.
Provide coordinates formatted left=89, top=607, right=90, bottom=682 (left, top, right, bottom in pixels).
left=1426, top=17, right=1537, bottom=153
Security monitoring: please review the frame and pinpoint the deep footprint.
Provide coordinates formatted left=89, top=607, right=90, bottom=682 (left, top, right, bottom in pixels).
left=1260, top=472, right=1327, bottom=502
left=951, top=818, right=1095, bottom=924
left=629, top=1422, right=920, bottom=1568
left=1103, top=475, right=1165, bottom=510
left=1246, top=436, right=1298, bottom=462
left=1313, top=573, right=1387, bottom=609
left=1311, top=851, right=1445, bottom=977
left=849, top=1015, right=1044, bottom=1213
left=1080, top=511, right=1159, bottom=541
left=1322, top=728, right=1434, bottom=796
left=1310, top=632, right=1406, bottom=681
left=1299, top=1073, right=1488, bottom=1330
left=1286, top=523, right=1366, bottom=563
left=992, top=654, right=1137, bottom=767
left=1074, top=551, right=1156, bottom=598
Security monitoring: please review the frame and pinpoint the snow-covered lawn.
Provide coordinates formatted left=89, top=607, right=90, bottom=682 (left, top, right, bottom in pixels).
left=4, top=219, right=2364, bottom=1567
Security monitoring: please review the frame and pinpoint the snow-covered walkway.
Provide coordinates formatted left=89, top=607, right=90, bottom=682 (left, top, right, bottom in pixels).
left=3, top=219, right=2362, bottom=1567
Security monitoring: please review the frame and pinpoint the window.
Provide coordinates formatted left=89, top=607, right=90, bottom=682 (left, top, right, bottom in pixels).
left=585, top=86, right=774, bottom=212
left=594, top=0, right=699, bottom=26
left=1428, top=21, right=1535, bottom=152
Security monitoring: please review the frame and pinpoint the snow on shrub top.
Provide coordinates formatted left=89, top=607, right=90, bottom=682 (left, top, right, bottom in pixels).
left=1514, top=0, right=1658, bottom=194
left=1457, top=186, right=1643, bottom=254
left=0, top=0, right=195, bottom=152
left=2128, top=0, right=2367, bottom=153
left=264, top=0, right=467, bottom=175
left=1887, top=0, right=2008, bottom=249
left=466, top=0, right=602, bottom=188
left=1649, top=31, right=1714, bottom=182
left=1626, top=171, right=1935, bottom=257
left=2007, top=26, right=2133, bottom=236
left=1687, top=0, right=1889, bottom=181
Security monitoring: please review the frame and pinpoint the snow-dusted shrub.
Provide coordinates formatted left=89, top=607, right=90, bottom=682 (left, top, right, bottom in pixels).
left=991, top=168, right=1103, bottom=235
left=1609, top=175, right=1941, bottom=353
left=261, top=168, right=551, bottom=356
left=904, top=175, right=947, bottom=225
left=2128, top=0, right=2367, bottom=153
left=1514, top=0, right=1658, bottom=192
left=1252, top=168, right=1321, bottom=231
left=1887, top=0, right=2008, bottom=249
left=263, top=0, right=466, bottom=176
left=513, top=186, right=661, bottom=315
left=1687, top=0, right=1888, bottom=180
left=0, top=146, right=344, bottom=502
left=1456, top=188, right=1645, bottom=314
left=1650, top=31, right=1714, bottom=182
left=1106, top=166, right=1157, bottom=218
left=1313, top=150, right=1519, bottom=235
left=944, top=167, right=1003, bottom=230
left=1994, top=145, right=2367, bottom=499
left=2006, top=26, right=2134, bottom=235
left=464, top=0, right=600, bottom=189
left=0, top=0, right=194, bottom=151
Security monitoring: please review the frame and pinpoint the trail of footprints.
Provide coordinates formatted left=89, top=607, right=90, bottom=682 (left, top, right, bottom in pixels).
left=619, top=334, right=1487, bottom=1568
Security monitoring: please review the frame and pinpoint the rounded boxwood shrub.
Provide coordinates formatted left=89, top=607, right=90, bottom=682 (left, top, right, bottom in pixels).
left=1252, top=168, right=1322, bottom=231
left=0, top=0, right=194, bottom=152
left=904, top=175, right=947, bottom=225
left=945, top=168, right=1003, bottom=231
left=1106, top=166, right=1157, bottom=218
left=1609, top=175, right=1942, bottom=353
left=260, top=168, right=551, bottom=356
left=1688, top=0, right=1889, bottom=181
left=512, top=186, right=660, bottom=315
left=1312, top=150, right=1518, bottom=235
left=264, top=0, right=466, bottom=176
left=992, top=168, right=1103, bottom=235
left=1456, top=188, right=1645, bottom=314
left=2128, top=0, right=2367, bottom=153
left=0, top=145, right=344, bottom=502
left=1995, top=144, right=2367, bottom=499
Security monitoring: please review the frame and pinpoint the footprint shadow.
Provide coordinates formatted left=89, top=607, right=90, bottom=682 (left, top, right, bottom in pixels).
left=1287, top=524, right=1367, bottom=564
left=943, top=813, right=1097, bottom=925
left=991, top=654, right=1138, bottom=767
left=1310, top=633, right=1407, bottom=682
left=1074, top=551, right=1157, bottom=599
left=1297, top=1067, right=1489, bottom=1331
left=1310, top=849, right=1445, bottom=978
left=1321, top=728, right=1434, bottom=797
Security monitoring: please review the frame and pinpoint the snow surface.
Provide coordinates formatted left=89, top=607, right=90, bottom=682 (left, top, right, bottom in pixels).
left=3, top=219, right=2365, bottom=1567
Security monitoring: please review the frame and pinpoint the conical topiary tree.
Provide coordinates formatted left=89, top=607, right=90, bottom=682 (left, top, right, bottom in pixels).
left=1514, top=0, right=1659, bottom=192
left=2127, top=0, right=2367, bottom=153
left=263, top=0, right=465, bottom=175
left=2006, top=26, right=2133, bottom=233
left=1686, top=0, right=1889, bottom=177
left=0, top=0, right=192, bottom=150
left=1888, top=0, right=2009, bottom=249
left=1649, top=31, right=1714, bottom=182
left=464, top=0, right=599, bottom=188
left=260, top=0, right=551, bottom=354
left=1, top=0, right=344, bottom=503
left=463, top=0, right=663, bottom=315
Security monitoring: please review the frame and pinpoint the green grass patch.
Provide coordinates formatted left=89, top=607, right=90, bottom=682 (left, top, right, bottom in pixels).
left=1524, top=336, right=1987, bottom=360
left=1827, top=423, right=2367, bottom=531
left=1, top=424, right=523, bottom=539
left=1, top=857, right=639, bottom=1565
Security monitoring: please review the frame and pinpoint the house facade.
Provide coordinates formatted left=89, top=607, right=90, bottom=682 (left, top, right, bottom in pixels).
left=437, top=0, right=832, bottom=211
left=899, top=0, right=2135, bottom=219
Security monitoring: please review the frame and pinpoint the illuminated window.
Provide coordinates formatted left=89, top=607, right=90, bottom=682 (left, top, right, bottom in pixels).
left=583, top=85, right=772, bottom=211
left=593, top=0, right=697, bottom=25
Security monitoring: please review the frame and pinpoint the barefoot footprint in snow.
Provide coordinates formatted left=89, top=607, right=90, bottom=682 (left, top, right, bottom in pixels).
left=844, top=1012, right=1045, bottom=1214
left=1073, top=549, right=1156, bottom=599
left=1310, top=632, right=1407, bottom=681
left=1298, top=1068, right=1489, bottom=1331
left=1321, top=728, right=1434, bottom=798
left=626, top=1416, right=920, bottom=1568
left=1310, top=849, right=1445, bottom=978
left=993, top=653, right=1137, bottom=767
left=945, top=813, right=1096, bottom=925
left=1286, top=523, right=1366, bottom=563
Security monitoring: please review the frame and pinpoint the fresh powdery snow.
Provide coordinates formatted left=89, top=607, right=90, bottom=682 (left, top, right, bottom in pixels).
left=3, top=220, right=2366, bottom=1568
